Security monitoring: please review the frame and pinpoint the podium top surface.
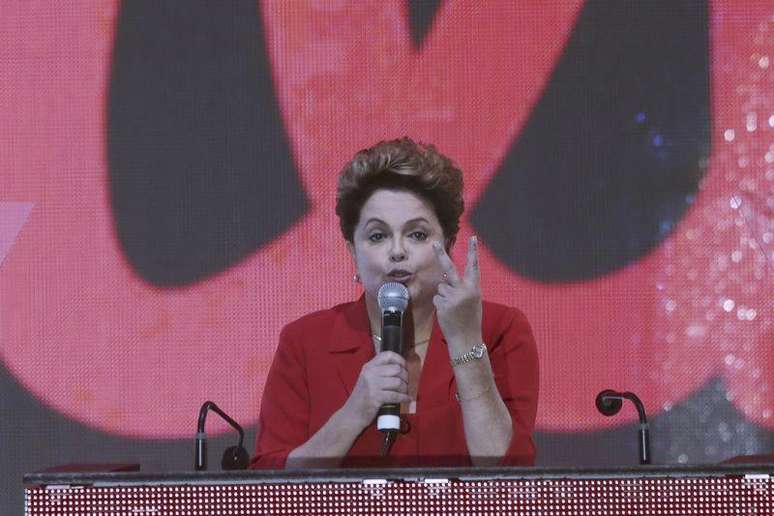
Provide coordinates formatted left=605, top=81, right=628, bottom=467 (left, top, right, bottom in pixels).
left=23, top=463, right=774, bottom=488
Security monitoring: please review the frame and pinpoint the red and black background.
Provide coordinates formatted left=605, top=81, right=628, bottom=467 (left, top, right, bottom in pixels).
left=1, top=1, right=772, bottom=513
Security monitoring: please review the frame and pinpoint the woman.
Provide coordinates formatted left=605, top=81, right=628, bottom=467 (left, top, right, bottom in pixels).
left=251, top=138, right=539, bottom=468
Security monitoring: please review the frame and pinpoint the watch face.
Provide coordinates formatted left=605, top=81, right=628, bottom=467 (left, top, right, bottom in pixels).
left=473, top=344, right=485, bottom=359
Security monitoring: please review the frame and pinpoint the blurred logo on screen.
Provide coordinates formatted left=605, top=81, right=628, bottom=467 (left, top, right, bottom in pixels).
left=0, top=1, right=770, bottom=437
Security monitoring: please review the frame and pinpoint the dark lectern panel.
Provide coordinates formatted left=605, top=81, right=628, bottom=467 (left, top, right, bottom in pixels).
left=25, top=466, right=774, bottom=515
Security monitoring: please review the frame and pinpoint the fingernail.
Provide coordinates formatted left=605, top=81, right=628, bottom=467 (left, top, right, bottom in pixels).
left=472, top=235, right=477, bottom=245
left=432, top=242, right=441, bottom=250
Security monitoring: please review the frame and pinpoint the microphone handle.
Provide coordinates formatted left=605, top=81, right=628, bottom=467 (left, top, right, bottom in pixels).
left=377, top=311, right=402, bottom=432
left=380, top=312, right=402, bottom=353
left=639, top=424, right=651, bottom=465
left=195, top=433, right=207, bottom=471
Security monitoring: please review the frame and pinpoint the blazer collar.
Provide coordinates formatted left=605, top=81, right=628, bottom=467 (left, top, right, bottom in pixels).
left=329, top=294, right=371, bottom=352
left=329, top=295, right=374, bottom=395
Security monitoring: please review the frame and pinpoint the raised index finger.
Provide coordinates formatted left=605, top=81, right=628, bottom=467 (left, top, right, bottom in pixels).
left=464, top=235, right=480, bottom=284
left=432, top=241, right=461, bottom=284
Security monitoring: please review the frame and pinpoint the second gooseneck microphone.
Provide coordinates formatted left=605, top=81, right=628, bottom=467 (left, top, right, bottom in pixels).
left=195, top=401, right=250, bottom=471
left=376, top=282, right=409, bottom=434
left=596, top=389, right=651, bottom=465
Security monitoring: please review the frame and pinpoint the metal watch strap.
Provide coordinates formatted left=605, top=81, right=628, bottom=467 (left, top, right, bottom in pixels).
left=450, top=342, right=487, bottom=367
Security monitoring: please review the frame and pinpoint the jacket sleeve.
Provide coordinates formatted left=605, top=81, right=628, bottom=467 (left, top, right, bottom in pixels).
left=250, top=324, right=310, bottom=469
left=491, top=307, right=540, bottom=466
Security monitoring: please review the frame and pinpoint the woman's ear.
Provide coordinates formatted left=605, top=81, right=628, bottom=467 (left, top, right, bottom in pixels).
left=346, top=240, right=361, bottom=283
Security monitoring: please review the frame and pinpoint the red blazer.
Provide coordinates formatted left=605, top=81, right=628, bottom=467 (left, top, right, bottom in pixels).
left=251, top=295, right=539, bottom=468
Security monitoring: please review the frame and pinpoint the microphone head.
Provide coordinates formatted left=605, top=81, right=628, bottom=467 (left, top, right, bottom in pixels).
left=377, top=282, right=410, bottom=313
left=221, top=445, right=250, bottom=470
left=596, top=389, right=623, bottom=416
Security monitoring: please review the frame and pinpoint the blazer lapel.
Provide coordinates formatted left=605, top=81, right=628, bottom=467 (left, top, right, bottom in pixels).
left=329, top=295, right=374, bottom=396
left=417, top=317, right=455, bottom=408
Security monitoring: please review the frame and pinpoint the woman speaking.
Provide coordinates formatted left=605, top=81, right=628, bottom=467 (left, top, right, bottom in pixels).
left=251, top=138, right=539, bottom=468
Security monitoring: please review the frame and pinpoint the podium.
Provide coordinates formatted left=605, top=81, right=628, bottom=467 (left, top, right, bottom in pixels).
left=24, top=464, right=774, bottom=515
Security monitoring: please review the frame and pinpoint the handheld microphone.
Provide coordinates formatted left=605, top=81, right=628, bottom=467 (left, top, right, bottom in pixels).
left=376, top=282, right=409, bottom=434
left=195, top=401, right=250, bottom=471
left=596, top=389, right=651, bottom=465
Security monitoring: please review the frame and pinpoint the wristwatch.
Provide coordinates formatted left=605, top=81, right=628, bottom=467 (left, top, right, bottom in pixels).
left=450, top=342, right=487, bottom=367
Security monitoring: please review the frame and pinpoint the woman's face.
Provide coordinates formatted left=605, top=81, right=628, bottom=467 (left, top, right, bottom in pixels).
left=348, top=189, right=447, bottom=309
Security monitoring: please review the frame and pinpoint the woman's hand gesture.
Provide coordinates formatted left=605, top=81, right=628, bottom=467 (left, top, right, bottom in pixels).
left=432, top=236, right=483, bottom=347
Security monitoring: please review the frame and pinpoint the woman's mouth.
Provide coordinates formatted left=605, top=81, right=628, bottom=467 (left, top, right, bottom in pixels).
left=387, top=270, right=413, bottom=282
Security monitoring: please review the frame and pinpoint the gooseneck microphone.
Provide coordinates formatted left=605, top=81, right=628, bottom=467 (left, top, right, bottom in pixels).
left=376, top=282, right=409, bottom=442
left=596, top=389, right=651, bottom=465
left=195, top=401, right=250, bottom=471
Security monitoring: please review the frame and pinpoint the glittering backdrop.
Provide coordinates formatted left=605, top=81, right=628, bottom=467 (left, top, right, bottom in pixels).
left=0, top=0, right=772, bottom=513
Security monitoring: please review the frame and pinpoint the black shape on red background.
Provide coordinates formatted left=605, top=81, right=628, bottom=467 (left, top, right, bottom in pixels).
left=407, top=0, right=444, bottom=49
left=472, top=0, right=711, bottom=282
left=108, top=0, right=308, bottom=286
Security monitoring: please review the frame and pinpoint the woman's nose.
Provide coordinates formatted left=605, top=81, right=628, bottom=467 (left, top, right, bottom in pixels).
left=389, top=240, right=407, bottom=262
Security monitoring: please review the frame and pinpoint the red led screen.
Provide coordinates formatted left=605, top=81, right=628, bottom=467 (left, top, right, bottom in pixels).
left=0, top=0, right=771, bottom=446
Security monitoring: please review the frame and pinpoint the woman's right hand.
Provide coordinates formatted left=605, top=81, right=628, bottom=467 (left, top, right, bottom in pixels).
left=343, top=351, right=411, bottom=430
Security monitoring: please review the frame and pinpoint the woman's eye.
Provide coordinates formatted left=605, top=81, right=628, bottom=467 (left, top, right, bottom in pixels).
left=368, top=233, right=385, bottom=242
left=410, top=231, right=428, bottom=241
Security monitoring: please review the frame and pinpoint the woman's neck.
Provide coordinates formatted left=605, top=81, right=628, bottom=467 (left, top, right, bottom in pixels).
left=365, top=295, right=435, bottom=346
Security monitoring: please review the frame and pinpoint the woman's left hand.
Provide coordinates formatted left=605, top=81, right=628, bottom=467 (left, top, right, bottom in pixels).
left=432, top=236, right=483, bottom=347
